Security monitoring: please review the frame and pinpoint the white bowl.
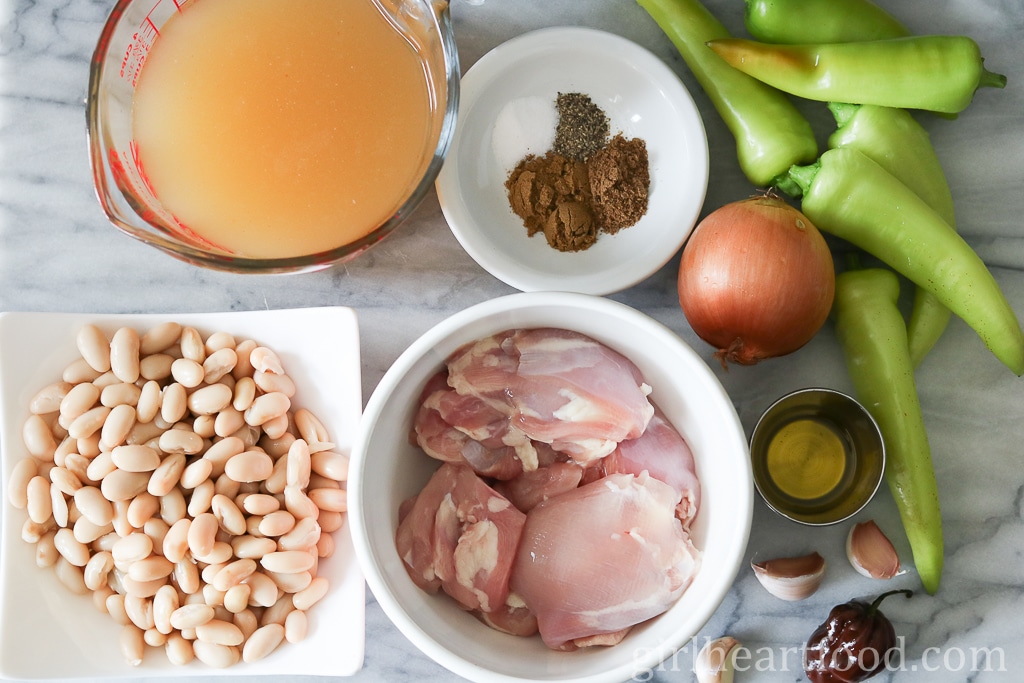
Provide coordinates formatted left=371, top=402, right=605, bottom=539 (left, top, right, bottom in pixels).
left=0, top=308, right=365, bottom=678
left=349, top=292, right=751, bottom=683
left=435, top=27, right=709, bottom=295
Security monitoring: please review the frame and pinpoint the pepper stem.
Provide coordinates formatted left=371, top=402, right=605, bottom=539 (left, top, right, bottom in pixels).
left=828, top=102, right=861, bottom=129
left=979, top=64, right=1008, bottom=90
left=868, top=589, right=914, bottom=616
left=785, top=159, right=821, bottom=197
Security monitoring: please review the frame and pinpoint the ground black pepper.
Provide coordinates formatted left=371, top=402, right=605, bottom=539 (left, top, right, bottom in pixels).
left=553, top=92, right=609, bottom=162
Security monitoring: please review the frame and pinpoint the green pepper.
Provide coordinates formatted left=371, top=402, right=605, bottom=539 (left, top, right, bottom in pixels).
left=744, top=0, right=909, bottom=44
left=833, top=267, right=943, bottom=594
left=827, top=103, right=957, bottom=367
left=706, top=36, right=1007, bottom=114
left=788, top=147, right=1024, bottom=375
left=636, top=0, right=818, bottom=187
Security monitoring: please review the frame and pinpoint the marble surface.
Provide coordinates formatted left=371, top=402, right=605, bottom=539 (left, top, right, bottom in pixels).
left=2, top=0, right=1024, bottom=681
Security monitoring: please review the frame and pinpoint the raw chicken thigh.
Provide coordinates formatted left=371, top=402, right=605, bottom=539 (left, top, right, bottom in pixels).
left=396, top=328, right=703, bottom=652
left=447, top=328, right=655, bottom=465
left=597, top=408, right=701, bottom=527
left=395, top=462, right=526, bottom=613
left=510, top=472, right=700, bottom=650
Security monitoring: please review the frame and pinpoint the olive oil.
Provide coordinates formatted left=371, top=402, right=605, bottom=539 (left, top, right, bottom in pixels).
left=750, top=388, right=885, bottom=525
left=765, top=416, right=852, bottom=501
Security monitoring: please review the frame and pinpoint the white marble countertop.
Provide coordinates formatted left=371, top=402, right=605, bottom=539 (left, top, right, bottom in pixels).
left=2, top=0, right=1024, bottom=681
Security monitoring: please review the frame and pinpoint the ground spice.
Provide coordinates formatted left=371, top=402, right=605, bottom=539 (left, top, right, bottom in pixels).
left=504, top=92, right=650, bottom=253
left=506, top=152, right=597, bottom=252
left=553, top=92, right=609, bottom=162
left=588, top=134, right=650, bottom=234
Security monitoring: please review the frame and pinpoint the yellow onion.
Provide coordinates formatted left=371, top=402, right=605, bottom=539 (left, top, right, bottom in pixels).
left=678, top=195, right=835, bottom=367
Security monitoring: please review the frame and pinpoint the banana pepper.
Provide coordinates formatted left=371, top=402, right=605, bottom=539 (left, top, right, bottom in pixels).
left=833, top=268, right=942, bottom=594
left=744, top=0, right=908, bottom=44
left=636, top=0, right=817, bottom=187
left=707, top=35, right=1006, bottom=115
left=827, top=103, right=958, bottom=367
left=788, top=147, right=1024, bottom=375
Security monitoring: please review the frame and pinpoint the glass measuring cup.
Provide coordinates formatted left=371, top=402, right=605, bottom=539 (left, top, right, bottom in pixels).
left=86, top=0, right=459, bottom=274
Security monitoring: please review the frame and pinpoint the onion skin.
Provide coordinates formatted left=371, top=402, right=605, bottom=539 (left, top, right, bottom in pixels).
left=678, top=195, right=835, bottom=366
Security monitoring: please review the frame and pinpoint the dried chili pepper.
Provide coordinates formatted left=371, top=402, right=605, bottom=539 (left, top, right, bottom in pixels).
left=788, top=147, right=1024, bottom=376
left=826, top=103, right=957, bottom=367
left=744, top=0, right=909, bottom=44
left=636, top=0, right=817, bottom=187
left=707, top=35, right=1006, bottom=115
left=804, top=589, right=913, bottom=682
left=833, top=267, right=943, bottom=593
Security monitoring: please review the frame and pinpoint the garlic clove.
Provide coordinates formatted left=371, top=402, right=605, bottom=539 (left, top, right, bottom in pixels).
left=751, top=551, right=826, bottom=601
left=695, top=636, right=741, bottom=683
left=847, top=519, right=900, bottom=579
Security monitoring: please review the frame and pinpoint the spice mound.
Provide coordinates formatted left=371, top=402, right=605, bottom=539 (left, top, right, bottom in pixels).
left=504, top=93, right=650, bottom=252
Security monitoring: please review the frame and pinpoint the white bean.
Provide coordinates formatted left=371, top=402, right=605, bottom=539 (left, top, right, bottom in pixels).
left=23, top=414, right=57, bottom=461
left=74, top=485, right=114, bottom=526
left=231, top=535, right=277, bottom=560
left=100, top=469, right=150, bottom=502
left=254, top=369, right=296, bottom=397
left=100, top=404, right=136, bottom=449
left=170, top=603, right=215, bottom=630
left=176, top=326, right=203, bottom=361
left=203, top=348, right=238, bottom=384
left=292, top=576, right=330, bottom=611
left=171, top=358, right=205, bottom=388
left=60, top=382, right=100, bottom=422
left=139, top=321, right=182, bottom=355
left=67, top=405, right=110, bottom=440
left=284, top=608, right=308, bottom=644
left=26, top=475, right=53, bottom=524
left=165, top=632, right=195, bottom=665
left=231, top=376, right=257, bottom=412
left=149, top=452, right=186, bottom=497
left=192, top=640, right=239, bottom=668
left=112, top=532, right=154, bottom=566
left=242, top=623, right=285, bottom=663
left=76, top=324, right=111, bottom=373
left=135, top=380, right=162, bottom=423
left=260, top=550, right=316, bottom=574
left=84, top=551, right=114, bottom=591
left=243, top=392, right=290, bottom=427
left=110, top=444, right=159, bottom=475
left=35, top=530, right=59, bottom=568
left=139, top=353, right=174, bottom=381
left=158, top=428, right=204, bottom=455
left=120, top=623, right=146, bottom=666
left=109, top=327, right=141, bottom=383
left=160, top=383, right=188, bottom=424
left=55, top=557, right=89, bottom=594
left=310, top=450, right=350, bottom=482
left=8, top=458, right=38, bottom=509
left=54, top=527, right=90, bottom=566
left=211, top=494, right=247, bottom=536
left=188, top=383, right=234, bottom=416
left=30, top=381, right=73, bottom=415
left=224, top=450, right=273, bottom=483
left=100, top=382, right=142, bottom=408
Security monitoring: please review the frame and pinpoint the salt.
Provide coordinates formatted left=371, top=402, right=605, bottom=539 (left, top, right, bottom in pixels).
left=491, top=96, right=558, bottom=171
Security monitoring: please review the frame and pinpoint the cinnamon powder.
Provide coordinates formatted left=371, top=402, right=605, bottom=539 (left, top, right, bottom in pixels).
left=505, top=131, right=649, bottom=252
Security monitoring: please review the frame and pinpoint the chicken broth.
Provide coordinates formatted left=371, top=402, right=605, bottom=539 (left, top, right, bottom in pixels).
left=131, top=0, right=439, bottom=258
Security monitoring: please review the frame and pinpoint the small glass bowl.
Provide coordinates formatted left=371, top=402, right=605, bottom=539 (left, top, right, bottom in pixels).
left=86, top=0, right=460, bottom=274
left=749, top=387, right=886, bottom=526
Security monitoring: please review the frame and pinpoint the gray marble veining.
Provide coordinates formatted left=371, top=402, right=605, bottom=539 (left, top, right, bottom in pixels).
left=2, top=0, right=1024, bottom=681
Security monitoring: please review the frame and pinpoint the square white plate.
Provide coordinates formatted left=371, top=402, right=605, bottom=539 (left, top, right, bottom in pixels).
left=0, top=308, right=364, bottom=679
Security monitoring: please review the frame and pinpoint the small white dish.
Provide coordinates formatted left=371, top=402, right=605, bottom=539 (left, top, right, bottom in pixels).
left=0, top=308, right=365, bottom=679
left=349, top=292, right=752, bottom=683
left=436, top=26, right=709, bottom=296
